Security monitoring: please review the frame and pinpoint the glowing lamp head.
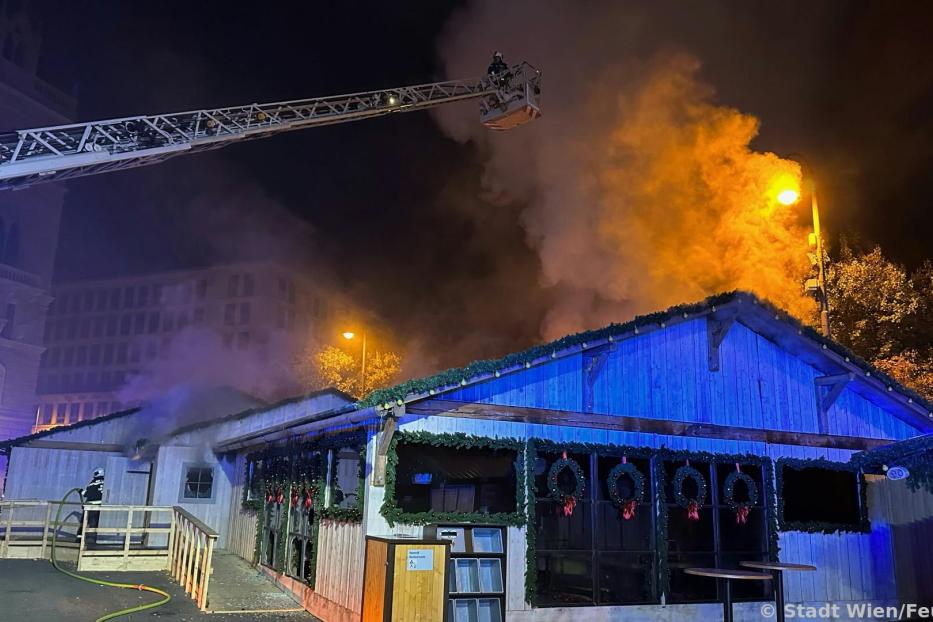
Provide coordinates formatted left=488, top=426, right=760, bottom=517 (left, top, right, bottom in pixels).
left=342, top=331, right=355, bottom=340
left=777, top=189, right=800, bottom=206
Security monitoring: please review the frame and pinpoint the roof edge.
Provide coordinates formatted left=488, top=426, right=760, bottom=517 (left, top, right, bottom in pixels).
left=358, top=291, right=933, bottom=424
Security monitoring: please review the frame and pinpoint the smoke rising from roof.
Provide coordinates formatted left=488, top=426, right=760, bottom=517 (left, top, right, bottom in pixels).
left=434, top=0, right=815, bottom=338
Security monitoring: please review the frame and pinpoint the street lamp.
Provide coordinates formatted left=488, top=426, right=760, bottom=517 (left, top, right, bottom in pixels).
left=342, top=330, right=367, bottom=394
left=775, top=173, right=831, bottom=338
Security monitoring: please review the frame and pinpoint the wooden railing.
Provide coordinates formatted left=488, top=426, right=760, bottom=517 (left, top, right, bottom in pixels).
left=0, top=499, right=83, bottom=561
left=77, top=505, right=174, bottom=572
left=169, top=506, right=218, bottom=611
left=1, top=501, right=220, bottom=611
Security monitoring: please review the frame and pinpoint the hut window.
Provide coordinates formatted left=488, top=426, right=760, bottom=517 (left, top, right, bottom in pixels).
left=779, top=463, right=863, bottom=530
left=534, top=452, right=657, bottom=607
left=663, top=460, right=772, bottom=604
left=328, top=447, right=362, bottom=509
left=181, top=465, right=215, bottom=501
left=245, top=458, right=262, bottom=502
left=394, top=442, right=518, bottom=514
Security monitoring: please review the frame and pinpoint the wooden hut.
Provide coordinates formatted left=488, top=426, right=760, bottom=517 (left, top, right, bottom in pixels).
left=5, top=291, right=931, bottom=621
left=219, top=291, right=931, bottom=621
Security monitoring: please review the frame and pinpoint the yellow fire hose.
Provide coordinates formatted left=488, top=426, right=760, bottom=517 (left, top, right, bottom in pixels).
left=51, top=488, right=171, bottom=621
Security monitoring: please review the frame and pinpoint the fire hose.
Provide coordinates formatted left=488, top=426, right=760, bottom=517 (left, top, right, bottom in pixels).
left=51, top=488, right=171, bottom=621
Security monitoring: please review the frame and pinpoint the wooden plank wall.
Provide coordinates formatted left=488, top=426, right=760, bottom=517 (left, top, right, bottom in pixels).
left=444, top=319, right=919, bottom=442
left=361, top=538, right=388, bottom=622
left=315, top=519, right=365, bottom=614
left=867, top=477, right=933, bottom=604
left=373, top=414, right=901, bottom=614
left=224, top=452, right=259, bottom=562
left=4, top=446, right=122, bottom=501
left=150, top=445, right=236, bottom=548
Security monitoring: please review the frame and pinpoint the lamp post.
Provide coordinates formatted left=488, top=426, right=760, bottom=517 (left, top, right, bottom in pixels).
left=342, top=331, right=367, bottom=394
left=777, top=178, right=831, bottom=338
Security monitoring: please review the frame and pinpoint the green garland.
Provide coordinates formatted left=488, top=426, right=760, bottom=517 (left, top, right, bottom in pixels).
left=253, top=498, right=265, bottom=565
left=776, top=457, right=870, bottom=534
left=245, top=432, right=368, bottom=582
left=319, top=445, right=367, bottom=522
left=852, top=434, right=933, bottom=494
left=607, top=461, right=645, bottom=518
left=275, top=500, right=289, bottom=574
left=380, top=431, right=526, bottom=527
left=524, top=439, right=537, bottom=605
left=546, top=453, right=586, bottom=514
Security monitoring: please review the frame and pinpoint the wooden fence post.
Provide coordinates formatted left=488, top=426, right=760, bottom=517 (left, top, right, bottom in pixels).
left=39, top=502, right=52, bottom=559
left=2, top=502, right=14, bottom=558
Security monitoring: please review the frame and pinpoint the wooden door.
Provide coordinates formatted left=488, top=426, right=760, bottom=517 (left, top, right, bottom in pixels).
left=99, top=457, right=152, bottom=545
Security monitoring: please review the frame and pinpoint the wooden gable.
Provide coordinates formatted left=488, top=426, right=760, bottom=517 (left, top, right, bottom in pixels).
left=436, top=317, right=922, bottom=443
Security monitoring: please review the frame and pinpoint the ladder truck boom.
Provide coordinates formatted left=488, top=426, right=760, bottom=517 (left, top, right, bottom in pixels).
left=0, top=61, right=541, bottom=190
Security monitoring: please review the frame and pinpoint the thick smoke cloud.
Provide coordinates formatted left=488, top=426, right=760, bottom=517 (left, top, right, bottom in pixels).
left=435, top=0, right=814, bottom=337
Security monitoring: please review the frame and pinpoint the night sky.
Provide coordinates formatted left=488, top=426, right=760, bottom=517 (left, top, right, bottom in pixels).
left=22, top=0, right=933, bottom=374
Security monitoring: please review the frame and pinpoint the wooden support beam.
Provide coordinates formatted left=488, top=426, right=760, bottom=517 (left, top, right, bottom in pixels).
left=408, top=399, right=891, bottom=451
left=23, top=440, right=125, bottom=452
left=372, top=406, right=401, bottom=487
left=814, top=372, right=855, bottom=433
left=706, top=312, right=737, bottom=372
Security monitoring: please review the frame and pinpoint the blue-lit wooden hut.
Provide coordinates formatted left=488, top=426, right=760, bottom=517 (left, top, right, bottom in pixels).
left=7, top=291, right=928, bottom=620
left=231, top=291, right=932, bottom=622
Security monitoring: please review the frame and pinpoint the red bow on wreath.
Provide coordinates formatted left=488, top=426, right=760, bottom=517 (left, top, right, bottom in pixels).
left=303, top=491, right=313, bottom=510
left=290, top=490, right=299, bottom=509
left=560, top=452, right=577, bottom=516
left=687, top=500, right=700, bottom=521
left=275, top=489, right=285, bottom=505
left=735, top=506, right=750, bottom=525
left=619, top=456, right=637, bottom=520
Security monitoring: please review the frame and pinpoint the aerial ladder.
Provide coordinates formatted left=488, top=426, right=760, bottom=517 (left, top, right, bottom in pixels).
left=0, top=60, right=540, bottom=190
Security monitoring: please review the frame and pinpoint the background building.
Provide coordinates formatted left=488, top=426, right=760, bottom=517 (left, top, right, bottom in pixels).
left=34, top=261, right=338, bottom=431
left=0, top=2, right=75, bottom=444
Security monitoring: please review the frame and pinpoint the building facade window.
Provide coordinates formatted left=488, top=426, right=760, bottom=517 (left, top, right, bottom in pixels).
left=180, top=464, right=215, bottom=502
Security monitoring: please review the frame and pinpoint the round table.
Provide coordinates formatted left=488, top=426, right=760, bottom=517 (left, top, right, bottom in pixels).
left=740, top=561, right=816, bottom=622
left=684, top=567, right=773, bottom=622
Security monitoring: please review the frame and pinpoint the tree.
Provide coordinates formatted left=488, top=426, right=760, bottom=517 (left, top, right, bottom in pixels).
left=296, top=344, right=402, bottom=398
left=827, top=244, right=933, bottom=400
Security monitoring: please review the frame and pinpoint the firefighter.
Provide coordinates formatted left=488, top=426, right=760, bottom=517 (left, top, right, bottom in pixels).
left=79, top=467, right=104, bottom=546
left=487, top=51, right=509, bottom=86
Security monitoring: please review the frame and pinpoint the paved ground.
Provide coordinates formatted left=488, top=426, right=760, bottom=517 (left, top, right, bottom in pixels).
left=208, top=551, right=309, bottom=614
left=0, top=559, right=319, bottom=621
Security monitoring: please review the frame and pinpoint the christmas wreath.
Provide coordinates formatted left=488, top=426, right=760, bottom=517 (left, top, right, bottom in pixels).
left=548, top=451, right=586, bottom=517
left=723, top=467, right=758, bottom=525
left=672, top=463, right=707, bottom=521
left=607, top=458, right=645, bottom=520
